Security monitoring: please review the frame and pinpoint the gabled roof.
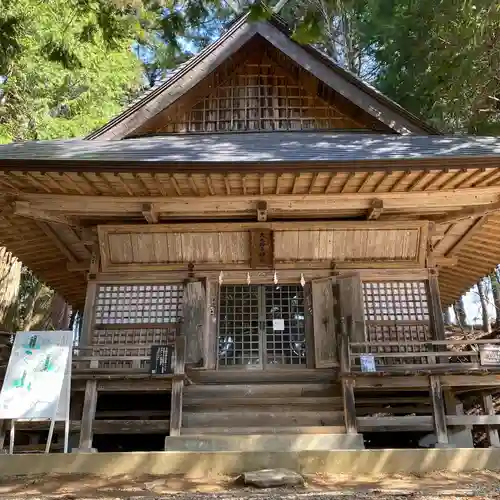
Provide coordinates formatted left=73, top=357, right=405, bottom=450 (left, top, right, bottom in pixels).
left=86, top=13, right=438, bottom=140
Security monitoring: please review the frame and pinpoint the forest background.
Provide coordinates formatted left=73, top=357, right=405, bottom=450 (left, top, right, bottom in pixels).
left=0, top=0, right=499, bottom=332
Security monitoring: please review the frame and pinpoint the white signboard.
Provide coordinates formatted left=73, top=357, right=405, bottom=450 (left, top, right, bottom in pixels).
left=272, top=319, right=285, bottom=331
left=480, top=345, right=500, bottom=366
left=0, top=331, right=72, bottom=420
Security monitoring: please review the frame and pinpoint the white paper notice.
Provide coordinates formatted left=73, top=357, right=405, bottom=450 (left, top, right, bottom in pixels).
left=272, top=319, right=285, bottom=331
left=0, top=330, right=73, bottom=420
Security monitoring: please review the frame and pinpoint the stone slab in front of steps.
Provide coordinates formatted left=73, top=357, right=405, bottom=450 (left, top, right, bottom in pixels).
left=164, top=433, right=364, bottom=452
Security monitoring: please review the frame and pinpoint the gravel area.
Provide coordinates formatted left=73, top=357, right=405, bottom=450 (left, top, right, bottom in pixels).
left=0, top=472, right=499, bottom=499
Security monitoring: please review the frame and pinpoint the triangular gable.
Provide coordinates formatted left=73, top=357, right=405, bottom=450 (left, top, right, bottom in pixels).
left=86, top=14, right=438, bottom=140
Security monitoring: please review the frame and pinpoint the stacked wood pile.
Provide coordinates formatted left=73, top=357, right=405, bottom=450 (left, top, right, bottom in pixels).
left=444, top=325, right=500, bottom=446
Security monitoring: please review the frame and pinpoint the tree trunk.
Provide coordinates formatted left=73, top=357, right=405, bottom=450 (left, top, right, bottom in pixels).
left=490, top=270, right=500, bottom=329
left=443, top=307, right=452, bottom=325
left=50, top=293, right=71, bottom=330
left=454, top=296, right=467, bottom=327
left=477, top=279, right=491, bottom=333
left=0, top=247, right=21, bottom=332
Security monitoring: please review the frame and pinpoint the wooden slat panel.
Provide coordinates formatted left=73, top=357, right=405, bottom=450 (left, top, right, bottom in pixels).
left=311, top=277, right=337, bottom=368
left=275, top=228, right=421, bottom=262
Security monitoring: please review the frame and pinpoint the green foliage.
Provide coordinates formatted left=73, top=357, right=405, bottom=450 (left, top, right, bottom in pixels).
left=355, top=0, right=500, bottom=132
left=0, top=0, right=143, bottom=142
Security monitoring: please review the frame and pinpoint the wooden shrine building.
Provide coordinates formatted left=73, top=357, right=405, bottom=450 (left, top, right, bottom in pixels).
left=2, top=12, right=500, bottom=452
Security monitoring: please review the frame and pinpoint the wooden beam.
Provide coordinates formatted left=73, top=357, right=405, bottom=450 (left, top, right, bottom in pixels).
left=13, top=200, right=72, bottom=226
left=224, top=174, right=232, bottom=195
left=367, top=199, right=383, bottom=220
left=357, top=416, right=433, bottom=432
left=141, top=203, right=159, bottom=224
left=429, top=375, right=449, bottom=447
left=67, top=261, right=91, bottom=272
left=206, top=174, right=215, bottom=196
left=152, top=173, right=167, bottom=196
left=169, top=336, right=186, bottom=440
left=78, top=380, right=98, bottom=451
left=168, top=174, right=182, bottom=196
left=428, top=199, right=500, bottom=224
left=36, top=221, right=78, bottom=263
left=341, top=172, right=355, bottom=193
left=446, top=216, right=489, bottom=256
left=428, top=272, right=446, bottom=341
left=427, top=255, right=458, bottom=268
left=357, top=172, right=374, bottom=193
left=324, top=173, right=337, bottom=193
left=342, top=377, right=358, bottom=435
left=482, top=392, right=500, bottom=447
left=389, top=171, right=410, bottom=192
left=114, top=173, right=134, bottom=196
left=256, top=200, right=268, bottom=222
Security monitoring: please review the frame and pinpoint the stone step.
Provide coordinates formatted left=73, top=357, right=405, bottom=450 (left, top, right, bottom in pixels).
left=181, top=425, right=346, bottom=435
left=165, top=433, right=364, bottom=451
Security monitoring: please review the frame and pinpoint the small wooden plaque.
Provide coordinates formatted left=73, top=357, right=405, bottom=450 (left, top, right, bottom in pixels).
left=250, top=229, right=274, bottom=268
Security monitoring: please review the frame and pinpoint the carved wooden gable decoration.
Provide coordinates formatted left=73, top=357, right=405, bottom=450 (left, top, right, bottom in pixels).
left=87, top=15, right=434, bottom=140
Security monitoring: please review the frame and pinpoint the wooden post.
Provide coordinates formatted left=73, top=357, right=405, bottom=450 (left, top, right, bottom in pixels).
left=342, top=377, right=357, bottom=435
left=79, top=246, right=99, bottom=347
left=0, top=420, right=6, bottom=451
left=78, top=380, right=98, bottom=451
left=429, top=375, right=449, bottom=447
left=204, top=280, right=218, bottom=370
left=183, top=280, right=205, bottom=365
left=428, top=271, right=446, bottom=341
left=169, top=336, right=186, bottom=440
left=482, top=392, right=500, bottom=448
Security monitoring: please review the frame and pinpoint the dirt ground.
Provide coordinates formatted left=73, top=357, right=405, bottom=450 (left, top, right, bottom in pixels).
left=0, top=471, right=498, bottom=499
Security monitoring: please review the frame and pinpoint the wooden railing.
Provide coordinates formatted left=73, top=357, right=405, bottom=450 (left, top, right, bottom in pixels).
left=348, top=339, right=500, bottom=373
left=76, top=335, right=186, bottom=451
left=72, top=342, right=174, bottom=372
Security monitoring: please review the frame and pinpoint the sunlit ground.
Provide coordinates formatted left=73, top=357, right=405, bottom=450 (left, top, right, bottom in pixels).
left=0, top=471, right=498, bottom=498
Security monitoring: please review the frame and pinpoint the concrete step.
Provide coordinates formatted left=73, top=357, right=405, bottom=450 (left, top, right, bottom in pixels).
left=165, top=433, right=364, bottom=451
left=181, top=425, right=346, bottom=435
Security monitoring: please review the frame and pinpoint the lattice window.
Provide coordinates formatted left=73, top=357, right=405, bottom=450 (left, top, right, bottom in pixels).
left=361, top=281, right=431, bottom=366
left=94, top=284, right=182, bottom=325
left=264, top=285, right=306, bottom=366
left=218, top=285, right=260, bottom=367
left=363, top=281, right=429, bottom=322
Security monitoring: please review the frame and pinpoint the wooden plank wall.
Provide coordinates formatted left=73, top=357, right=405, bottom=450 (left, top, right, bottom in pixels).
left=98, top=222, right=427, bottom=272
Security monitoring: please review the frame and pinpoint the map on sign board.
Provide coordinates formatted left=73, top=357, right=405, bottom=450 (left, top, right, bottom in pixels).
left=0, top=331, right=72, bottom=421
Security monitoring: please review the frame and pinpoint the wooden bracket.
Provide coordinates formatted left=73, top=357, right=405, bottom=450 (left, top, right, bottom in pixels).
left=67, top=261, right=91, bottom=272
left=13, top=200, right=73, bottom=226
left=79, top=227, right=98, bottom=247
left=427, top=255, right=458, bottom=268
left=142, top=203, right=159, bottom=224
left=427, top=198, right=500, bottom=224
left=256, top=200, right=268, bottom=222
left=367, top=199, right=384, bottom=220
